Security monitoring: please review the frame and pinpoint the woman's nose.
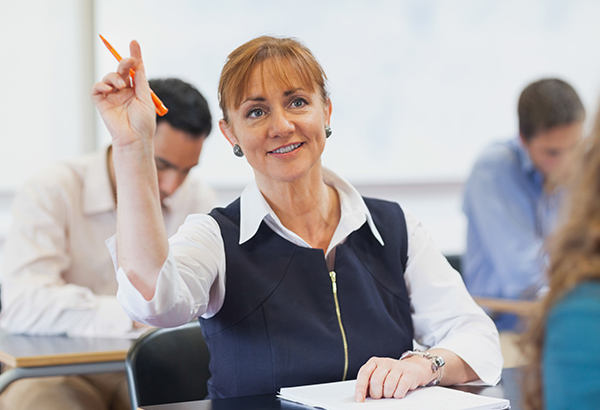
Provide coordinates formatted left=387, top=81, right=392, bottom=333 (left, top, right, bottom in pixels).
left=268, top=109, right=295, bottom=138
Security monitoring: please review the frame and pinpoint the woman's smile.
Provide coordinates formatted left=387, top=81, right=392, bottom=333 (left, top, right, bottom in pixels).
left=268, top=142, right=304, bottom=155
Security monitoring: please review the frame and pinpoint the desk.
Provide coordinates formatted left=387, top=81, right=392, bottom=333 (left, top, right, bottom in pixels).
left=0, top=330, right=134, bottom=393
left=139, top=367, right=522, bottom=410
left=474, top=297, right=538, bottom=317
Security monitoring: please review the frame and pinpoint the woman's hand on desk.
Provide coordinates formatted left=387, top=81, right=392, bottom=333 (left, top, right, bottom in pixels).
left=354, top=356, right=433, bottom=402
left=354, top=349, right=479, bottom=402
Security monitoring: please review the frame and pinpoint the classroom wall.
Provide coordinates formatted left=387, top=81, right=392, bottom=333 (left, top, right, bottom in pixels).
left=2, top=0, right=600, bottom=262
left=0, top=0, right=96, bottom=191
left=93, top=0, right=600, bottom=187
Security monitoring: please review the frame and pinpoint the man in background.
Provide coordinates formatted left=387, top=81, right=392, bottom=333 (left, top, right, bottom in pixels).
left=462, top=78, right=585, bottom=330
left=0, top=78, right=216, bottom=409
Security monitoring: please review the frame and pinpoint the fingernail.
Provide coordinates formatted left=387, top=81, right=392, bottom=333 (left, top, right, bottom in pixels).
left=118, top=78, right=126, bottom=88
left=355, top=393, right=364, bottom=403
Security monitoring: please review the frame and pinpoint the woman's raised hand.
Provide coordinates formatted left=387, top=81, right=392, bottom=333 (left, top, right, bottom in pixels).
left=91, top=40, right=156, bottom=149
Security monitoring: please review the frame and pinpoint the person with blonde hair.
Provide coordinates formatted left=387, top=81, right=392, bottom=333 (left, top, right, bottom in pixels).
left=92, top=35, right=502, bottom=401
left=522, top=110, right=600, bottom=409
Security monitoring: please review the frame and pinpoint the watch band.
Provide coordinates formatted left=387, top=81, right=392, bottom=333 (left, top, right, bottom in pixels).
left=400, top=349, right=445, bottom=386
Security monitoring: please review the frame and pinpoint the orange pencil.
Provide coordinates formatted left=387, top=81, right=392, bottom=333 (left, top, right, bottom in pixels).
left=99, top=34, right=168, bottom=116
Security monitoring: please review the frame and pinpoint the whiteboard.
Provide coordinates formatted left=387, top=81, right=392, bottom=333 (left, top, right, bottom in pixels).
left=94, top=0, right=600, bottom=187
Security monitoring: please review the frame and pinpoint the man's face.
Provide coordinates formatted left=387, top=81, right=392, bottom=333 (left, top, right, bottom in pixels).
left=521, top=121, right=583, bottom=178
left=153, top=122, right=206, bottom=203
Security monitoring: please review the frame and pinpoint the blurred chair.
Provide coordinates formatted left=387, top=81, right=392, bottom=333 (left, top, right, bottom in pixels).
left=444, top=254, right=462, bottom=274
left=126, top=321, right=211, bottom=409
left=443, top=253, right=537, bottom=368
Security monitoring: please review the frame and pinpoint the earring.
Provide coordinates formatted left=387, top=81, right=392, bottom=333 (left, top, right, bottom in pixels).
left=325, top=125, right=332, bottom=139
left=233, top=144, right=244, bottom=157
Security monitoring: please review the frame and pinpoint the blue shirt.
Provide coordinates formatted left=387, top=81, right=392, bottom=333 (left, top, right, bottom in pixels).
left=544, top=281, right=600, bottom=409
left=462, top=138, right=560, bottom=301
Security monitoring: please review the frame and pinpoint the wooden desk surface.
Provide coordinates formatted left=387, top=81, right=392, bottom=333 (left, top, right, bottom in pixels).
left=0, top=330, right=134, bottom=368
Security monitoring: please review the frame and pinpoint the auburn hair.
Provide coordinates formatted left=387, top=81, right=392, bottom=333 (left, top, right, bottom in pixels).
left=218, top=36, right=328, bottom=122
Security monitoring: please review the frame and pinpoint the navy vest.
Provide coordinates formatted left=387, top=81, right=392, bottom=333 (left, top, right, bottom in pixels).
left=200, top=197, right=413, bottom=399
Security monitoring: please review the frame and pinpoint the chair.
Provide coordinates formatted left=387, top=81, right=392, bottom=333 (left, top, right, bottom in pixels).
left=444, top=254, right=462, bottom=274
left=126, top=321, right=211, bottom=409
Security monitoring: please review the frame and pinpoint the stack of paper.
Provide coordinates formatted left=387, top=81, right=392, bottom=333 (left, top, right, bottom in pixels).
left=279, top=380, right=510, bottom=410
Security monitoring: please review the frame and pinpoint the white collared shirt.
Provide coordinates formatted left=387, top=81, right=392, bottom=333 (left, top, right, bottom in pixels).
left=112, top=169, right=502, bottom=384
left=0, top=146, right=216, bottom=338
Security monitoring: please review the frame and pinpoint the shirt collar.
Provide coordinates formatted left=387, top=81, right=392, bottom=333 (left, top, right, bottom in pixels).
left=515, top=138, right=535, bottom=173
left=238, top=168, right=384, bottom=251
left=513, top=137, right=545, bottom=187
left=82, top=146, right=116, bottom=215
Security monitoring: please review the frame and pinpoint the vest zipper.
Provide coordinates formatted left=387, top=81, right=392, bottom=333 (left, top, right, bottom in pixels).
left=329, top=270, right=348, bottom=381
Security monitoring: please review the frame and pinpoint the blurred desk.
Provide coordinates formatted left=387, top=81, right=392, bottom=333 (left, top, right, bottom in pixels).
left=0, top=330, right=134, bottom=393
left=474, top=297, right=539, bottom=317
left=139, top=367, right=522, bottom=410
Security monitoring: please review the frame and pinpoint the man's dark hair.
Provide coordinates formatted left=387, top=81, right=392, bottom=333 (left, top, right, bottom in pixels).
left=518, top=78, right=585, bottom=142
left=149, top=78, right=212, bottom=138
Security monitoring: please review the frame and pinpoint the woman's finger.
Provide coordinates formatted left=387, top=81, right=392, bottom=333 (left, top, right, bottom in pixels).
left=382, top=367, right=403, bottom=398
left=128, top=40, right=152, bottom=104
left=354, top=359, right=377, bottom=402
left=102, top=71, right=129, bottom=91
left=91, top=80, right=114, bottom=97
left=368, top=364, right=390, bottom=399
left=115, top=57, right=136, bottom=84
left=393, top=373, right=417, bottom=399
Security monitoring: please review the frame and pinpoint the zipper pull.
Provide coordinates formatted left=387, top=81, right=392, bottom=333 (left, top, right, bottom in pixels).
left=329, top=271, right=337, bottom=293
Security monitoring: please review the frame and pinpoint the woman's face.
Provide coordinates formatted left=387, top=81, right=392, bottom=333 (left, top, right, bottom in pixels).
left=220, top=63, right=332, bottom=187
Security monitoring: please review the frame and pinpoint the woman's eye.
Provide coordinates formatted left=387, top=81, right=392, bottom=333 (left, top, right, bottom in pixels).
left=291, top=98, right=307, bottom=108
left=248, top=108, right=265, bottom=118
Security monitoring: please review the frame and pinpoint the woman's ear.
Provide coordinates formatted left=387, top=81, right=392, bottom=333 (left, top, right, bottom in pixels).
left=219, top=119, right=238, bottom=147
left=325, top=98, right=332, bottom=125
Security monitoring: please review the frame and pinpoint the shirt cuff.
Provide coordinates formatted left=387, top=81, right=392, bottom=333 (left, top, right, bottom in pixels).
left=105, top=234, right=119, bottom=272
left=431, top=332, right=504, bottom=386
left=66, top=295, right=133, bottom=338
left=115, top=251, right=193, bottom=327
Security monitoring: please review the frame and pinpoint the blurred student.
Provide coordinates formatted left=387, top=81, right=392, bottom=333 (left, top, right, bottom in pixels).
left=523, top=107, right=600, bottom=410
left=0, top=78, right=215, bottom=410
left=462, top=78, right=585, bottom=329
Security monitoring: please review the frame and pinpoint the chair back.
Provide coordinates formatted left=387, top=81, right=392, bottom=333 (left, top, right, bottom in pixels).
left=445, top=254, right=462, bottom=274
left=126, top=321, right=210, bottom=408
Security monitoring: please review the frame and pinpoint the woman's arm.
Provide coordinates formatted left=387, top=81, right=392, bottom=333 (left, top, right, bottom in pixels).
left=354, top=211, right=502, bottom=401
left=91, top=40, right=167, bottom=300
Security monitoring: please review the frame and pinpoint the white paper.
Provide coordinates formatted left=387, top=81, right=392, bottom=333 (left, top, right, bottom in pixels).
left=278, top=380, right=510, bottom=410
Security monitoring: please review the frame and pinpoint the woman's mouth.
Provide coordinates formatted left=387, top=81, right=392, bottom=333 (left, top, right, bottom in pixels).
left=269, top=143, right=303, bottom=154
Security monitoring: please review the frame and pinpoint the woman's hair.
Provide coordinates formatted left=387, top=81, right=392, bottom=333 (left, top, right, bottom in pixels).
left=522, top=106, right=600, bottom=409
left=218, top=36, right=328, bottom=122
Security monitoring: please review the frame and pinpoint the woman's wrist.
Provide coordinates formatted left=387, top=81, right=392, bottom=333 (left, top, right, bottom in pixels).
left=400, top=350, right=445, bottom=386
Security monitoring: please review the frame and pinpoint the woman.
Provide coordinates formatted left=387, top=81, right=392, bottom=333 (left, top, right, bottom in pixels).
left=523, top=109, right=600, bottom=409
left=92, top=36, right=502, bottom=401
